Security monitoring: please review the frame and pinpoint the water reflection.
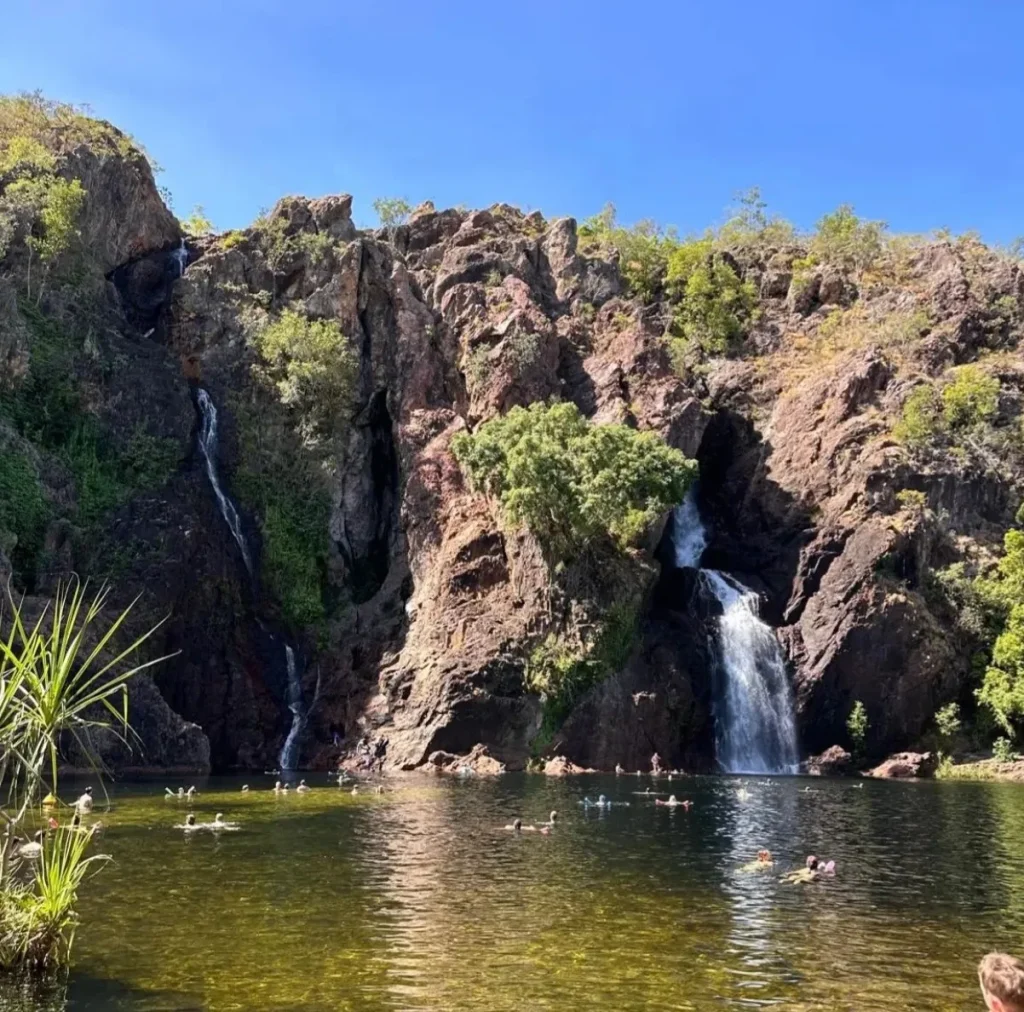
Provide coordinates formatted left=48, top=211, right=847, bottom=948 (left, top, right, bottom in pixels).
left=7, top=774, right=1023, bottom=1010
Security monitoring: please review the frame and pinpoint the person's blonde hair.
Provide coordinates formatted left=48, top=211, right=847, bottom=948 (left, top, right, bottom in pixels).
left=980, top=953, right=1024, bottom=1010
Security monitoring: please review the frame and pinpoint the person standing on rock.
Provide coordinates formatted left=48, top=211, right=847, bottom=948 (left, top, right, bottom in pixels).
left=650, top=753, right=663, bottom=776
left=374, top=736, right=389, bottom=774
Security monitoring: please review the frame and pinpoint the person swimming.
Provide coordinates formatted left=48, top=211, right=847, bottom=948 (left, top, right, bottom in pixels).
left=738, top=849, right=775, bottom=873
left=655, top=795, right=692, bottom=809
left=504, top=818, right=524, bottom=832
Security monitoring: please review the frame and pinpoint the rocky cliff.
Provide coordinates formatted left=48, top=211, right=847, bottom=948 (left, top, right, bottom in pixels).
left=2, top=100, right=1022, bottom=772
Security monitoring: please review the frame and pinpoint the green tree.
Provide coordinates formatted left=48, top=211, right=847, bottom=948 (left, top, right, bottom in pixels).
left=847, top=699, right=869, bottom=757
left=253, top=309, right=359, bottom=445
left=665, top=239, right=758, bottom=355
left=372, top=197, right=412, bottom=234
left=934, top=702, right=962, bottom=743
left=940, top=364, right=1000, bottom=429
left=180, top=204, right=213, bottom=236
left=810, top=204, right=886, bottom=273
left=717, top=187, right=795, bottom=249
left=578, top=204, right=678, bottom=302
left=451, top=401, right=696, bottom=557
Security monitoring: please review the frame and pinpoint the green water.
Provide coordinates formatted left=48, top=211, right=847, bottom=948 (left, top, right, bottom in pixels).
left=3, top=773, right=1023, bottom=1010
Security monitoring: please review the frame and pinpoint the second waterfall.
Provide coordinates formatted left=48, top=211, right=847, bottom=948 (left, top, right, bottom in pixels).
left=671, top=491, right=799, bottom=774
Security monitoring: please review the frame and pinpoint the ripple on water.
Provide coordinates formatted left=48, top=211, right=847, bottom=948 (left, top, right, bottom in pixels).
left=7, top=774, right=1021, bottom=1010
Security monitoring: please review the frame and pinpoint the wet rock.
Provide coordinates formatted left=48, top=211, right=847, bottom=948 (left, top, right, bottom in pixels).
left=867, top=751, right=937, bottom=779
left=542, top=755, right=596, bottom=776
left=803, top=745, right=852, bottom=776
left=425, top=744, right=506, bottom=776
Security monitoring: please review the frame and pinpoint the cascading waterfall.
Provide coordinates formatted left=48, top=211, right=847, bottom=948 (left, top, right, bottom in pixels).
left=195, top=388, right=254, bottom=575
left=279, top=645, right=306, bottom=772
left=670, top=490, right=799, bottom=774
left=172, top=239, right=188, bottom=277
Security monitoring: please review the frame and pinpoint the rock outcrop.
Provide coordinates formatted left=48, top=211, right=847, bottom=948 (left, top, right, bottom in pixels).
left=2, top=106, right=1023, bottom=774
left=867, top=751, right=937, bottom=779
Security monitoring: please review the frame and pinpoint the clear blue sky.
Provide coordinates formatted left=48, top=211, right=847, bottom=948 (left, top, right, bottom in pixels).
left=2, top=1, right=1022, bottom=241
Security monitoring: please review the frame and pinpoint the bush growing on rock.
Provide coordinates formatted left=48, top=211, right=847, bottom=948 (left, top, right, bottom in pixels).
left=578, top=204, right=678, bottom=303
left=253, top=309, right=358, bottom=446
left=665, top=239, right=758, bottom=355
left=847, top=699, right=869, bottom=757
left=895, top=365, right=1001, bottom=448
left=451, top=401, right=696, bottom=557
left=809, top=204, right=886, bottom=273
left=716, top=187, right=795, bottom=251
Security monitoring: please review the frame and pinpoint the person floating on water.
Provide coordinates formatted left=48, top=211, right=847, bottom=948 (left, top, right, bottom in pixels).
left=655, top=795, right=692, bottom=809
left=979, top=952, right=1024, bottom=1012
left=781, top=855, right=835, bottom=884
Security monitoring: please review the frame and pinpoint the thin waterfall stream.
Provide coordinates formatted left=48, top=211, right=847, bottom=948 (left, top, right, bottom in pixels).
left=671, top=490, right=799, bottom=774
left=279, top=645, right=306, bottom=772
left=195, top=388, right=254, bottom=575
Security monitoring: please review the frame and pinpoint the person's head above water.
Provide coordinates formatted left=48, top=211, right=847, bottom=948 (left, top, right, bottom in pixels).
left=980, top=953, right=1024, bottom=1012
left=598, top=795, right=606, bottom=804
left=513, top=818, right=522, bottom=831
left=805, top=855, right=819, bottom=870
left=668, top=795, right=677, bottom=803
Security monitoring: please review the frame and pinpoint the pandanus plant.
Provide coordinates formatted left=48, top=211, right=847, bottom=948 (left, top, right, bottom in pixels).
left=0, top=578, right=170, bottom=970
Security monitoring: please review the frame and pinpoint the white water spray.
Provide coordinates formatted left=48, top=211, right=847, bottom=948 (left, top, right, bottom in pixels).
left=670, top=491, right=799, bottom=774
left=195, top=388, right=254, bottom=575
left=279, top=645, right=306, bottom=772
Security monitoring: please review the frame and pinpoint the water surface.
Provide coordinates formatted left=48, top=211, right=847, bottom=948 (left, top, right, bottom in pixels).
left=4, top=773, right=1023, bottom=1011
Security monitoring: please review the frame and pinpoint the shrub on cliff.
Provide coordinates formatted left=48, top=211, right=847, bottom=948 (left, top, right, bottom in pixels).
left=895, top=365, right=1001, bottom=447
left=665, top=239, right=758, bottom=355
left=809, top=204, right=887, bottom=273
left=716, top=188, right=795, bottom=251
left=451, top=401, right=696, bottom=557
left=578, top=204, right=678, bottom=303
left=253, top=309, right=358, bottom=446
left=976, top=521, right=1024, bottom=738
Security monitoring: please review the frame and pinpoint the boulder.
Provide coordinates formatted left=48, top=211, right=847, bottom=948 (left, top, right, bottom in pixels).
left=425, top=744, right=506, bottom=776
left=867, top=751, right=937, bottom=779
left=803, top=745, right=852, bottom=776
left=542, top=755, right=595, bottom=777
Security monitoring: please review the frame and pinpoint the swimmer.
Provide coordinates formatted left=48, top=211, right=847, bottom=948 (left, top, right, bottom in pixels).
left=736, top=787, right=751, bottom=802
left=272, top=781, right=284, bottom=794
left=504, top=818, right=524, bottom=832
left=655, top=795, right=692, bottom=809
left=296, top=780, right=311, bottom=794
left=739, top=849, right=775, bottom=873
left=210, top=813, right=239, bottom=832
left=241, top=785, right=250, bottom=793
left=615, top=764, right=625, bottom=775
left=178, top=813, right=200, bottom=833
left=351, top=785, right=359, bottom=796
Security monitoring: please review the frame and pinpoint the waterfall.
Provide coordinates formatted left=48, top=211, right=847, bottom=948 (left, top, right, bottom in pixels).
left=172, top=239, right=188, bottom=277
left=195, top=388, right=254, bottom=575
left=670, top=491, right=799, bottom=774
left=279, top=645, right=306, bottom=772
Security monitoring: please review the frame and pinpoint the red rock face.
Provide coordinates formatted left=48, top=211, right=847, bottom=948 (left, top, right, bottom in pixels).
left=8, top=118, right=1024, bottom=772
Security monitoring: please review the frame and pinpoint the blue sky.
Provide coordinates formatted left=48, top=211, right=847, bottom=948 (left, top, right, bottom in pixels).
left=2, top=1, right=1022, bottom=241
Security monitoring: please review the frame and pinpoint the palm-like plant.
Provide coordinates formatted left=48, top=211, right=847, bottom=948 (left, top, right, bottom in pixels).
left=0, top=578, right=170, bottom=971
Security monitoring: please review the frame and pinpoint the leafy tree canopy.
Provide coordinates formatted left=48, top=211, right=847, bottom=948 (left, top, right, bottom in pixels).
left=451, top=400, right=696, bottom=556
